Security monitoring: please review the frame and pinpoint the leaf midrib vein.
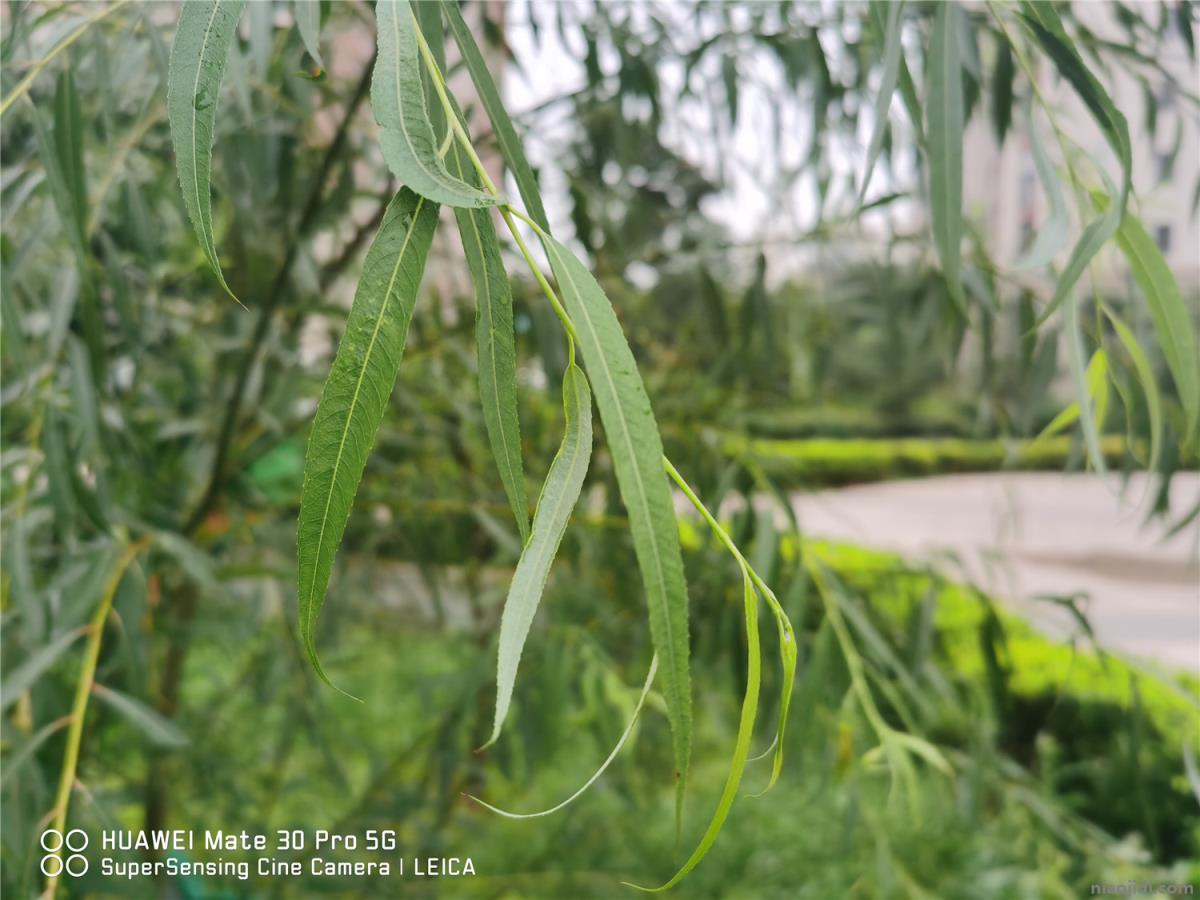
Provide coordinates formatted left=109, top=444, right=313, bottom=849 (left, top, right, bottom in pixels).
left=551, top=249, right=682, bottom=713
left=189, top=1, right=223, bottom=267
left=387, top=4, right=484, bottom=202
left=303, top=197, right=426, bottom=634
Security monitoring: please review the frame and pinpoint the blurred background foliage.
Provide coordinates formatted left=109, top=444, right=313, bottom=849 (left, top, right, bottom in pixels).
left=1, top=1, right=1198, bottom=897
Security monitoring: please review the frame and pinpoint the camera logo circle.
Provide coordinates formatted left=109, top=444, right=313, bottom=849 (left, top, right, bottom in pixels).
left=39, top=830, right=88, bottom=877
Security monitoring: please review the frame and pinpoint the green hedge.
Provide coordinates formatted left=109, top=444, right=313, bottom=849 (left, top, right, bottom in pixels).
left=728, top=434, right=1138, bottom=486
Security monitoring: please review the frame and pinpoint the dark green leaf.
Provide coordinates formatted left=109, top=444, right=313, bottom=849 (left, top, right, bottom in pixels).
left=1021, top=1, right=1132, bottom=322
left=167, top=0, right=246, bottom=304
left=990, top=35, right=1015, bottom=142
left=298, top=189, right=440, bottom=690
left=543, top=235, right=692, bottom=808
left=445, top=118, right=531, bottom=544
left=1107, top=199, right=1200, bottom=442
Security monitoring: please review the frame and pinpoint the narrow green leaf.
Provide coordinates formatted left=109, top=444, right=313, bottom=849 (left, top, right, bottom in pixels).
left=1015, top=114, right=1068, bottom=270
left=294, top=0, right=324, bottom=69
left=926, top=2, right=966, bottom=311
left=0, top=627, right=87, bottom=712
left=372, top=0, right=496, bottom=208
left=446, top=126, right=531, bottom=544
left=1107, top=311, right=1163, bottom=473
left=486, top=365, right=592, bottom=747
left=753, top=586, right=797, bottom=795
left=859, top=0, right=905, bottom=204
left=990, top=36, right=1015, bottom=142
left=441, top=0, right=551, bottom=232
left=93, top=683, right=189, bottom=748
left=53, top=69, right=87, bottom=245
left=0, top=718, right=71, bottom=790
left=1032, top=348, right=1104, bottom=446
left=1020, top=1, right=1131, bottom=322
left=1106, top=201, right=1200, bottom=443
left=543, top=236, right=692, bottom=805
left=1063, top=298, right=1106, bottom=474
left=298, top=189, right=440, bottom=690
left=167, top=0, right=246, bottom=304
left=469, top=655, right=657, bottom=818
left=626, top=569, right=759, bottom=893
left=30, top=98, right=86, bottom=268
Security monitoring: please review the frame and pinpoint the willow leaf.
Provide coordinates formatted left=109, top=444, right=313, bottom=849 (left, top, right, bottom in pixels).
left=1063, top=298, right=1106, bottom=474
left=442, top=0, right=551, bottom=231
left=543, top=235, right=692, bottom=806
left=372, top=0, right=495, bottom=208
left=53, top=69, right=87, bottom=246
left=294, top=0, right=324, bottom=69
left=298, top=189, right=439, bottom=690
left=926, top=2, right=966, bottom=311
left=859, top=0, right=905, bottom=205
left=486, top=365, right=592, bottom=747
left=0, top=626, right=87, bottom=712
left=1108, top=204, right=1200, bottom=443
left=1107, top=312, right=1163, bottom=473
left=93, top=684, right=188, bottom=748
left=626, top=569, right=759, bottom=893
left=469, top=656, right=657, bottom=818
left=1020, top=1, right=1131, bottom=322
left=167, top=0, right=245, bottom=304
left=1015, top=114, right=1067, bottom=270
left=754, top=586, right=797, bottom=795
left=446, top=118, right=530, bottom=544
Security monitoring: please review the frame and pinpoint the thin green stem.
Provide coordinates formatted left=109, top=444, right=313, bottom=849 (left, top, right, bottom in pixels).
left=45, top=537, right=148, bottom=900
left=410, top=13, right=579, bottom=348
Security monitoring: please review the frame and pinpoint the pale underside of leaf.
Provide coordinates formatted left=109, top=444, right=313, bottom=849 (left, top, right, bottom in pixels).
left=625, top=569, right=760, bottom=893
left=859, top=0, right=905, bottom=205
left=371, top=0, right=496, bottom=208
left=167, top=0, right=246, bottom=304
left=298, top=189, right=439, bottom=691
left=486, top=365, right=592, bottom=747
left=543, top=235, right=693, bottom=806
left=1015, top=112, right=1068, bottom=271
left=468, top=655, right=657, bottom=819
left=927, top=1, right=966, bottom=311
left=446, top=128, right=531, bottom=545
left=294, top=0, right=324, bottom=68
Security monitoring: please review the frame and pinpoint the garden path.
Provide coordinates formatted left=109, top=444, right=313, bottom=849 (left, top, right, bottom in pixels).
left=789, top=472, right=1200, bottom=673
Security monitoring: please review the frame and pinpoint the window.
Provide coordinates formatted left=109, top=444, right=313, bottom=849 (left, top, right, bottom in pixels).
left=1154, top=225, right=1172, bottom=253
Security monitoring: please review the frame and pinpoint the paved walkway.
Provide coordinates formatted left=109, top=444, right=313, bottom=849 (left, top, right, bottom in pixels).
left=789, top=472, right=1200, bottom=673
